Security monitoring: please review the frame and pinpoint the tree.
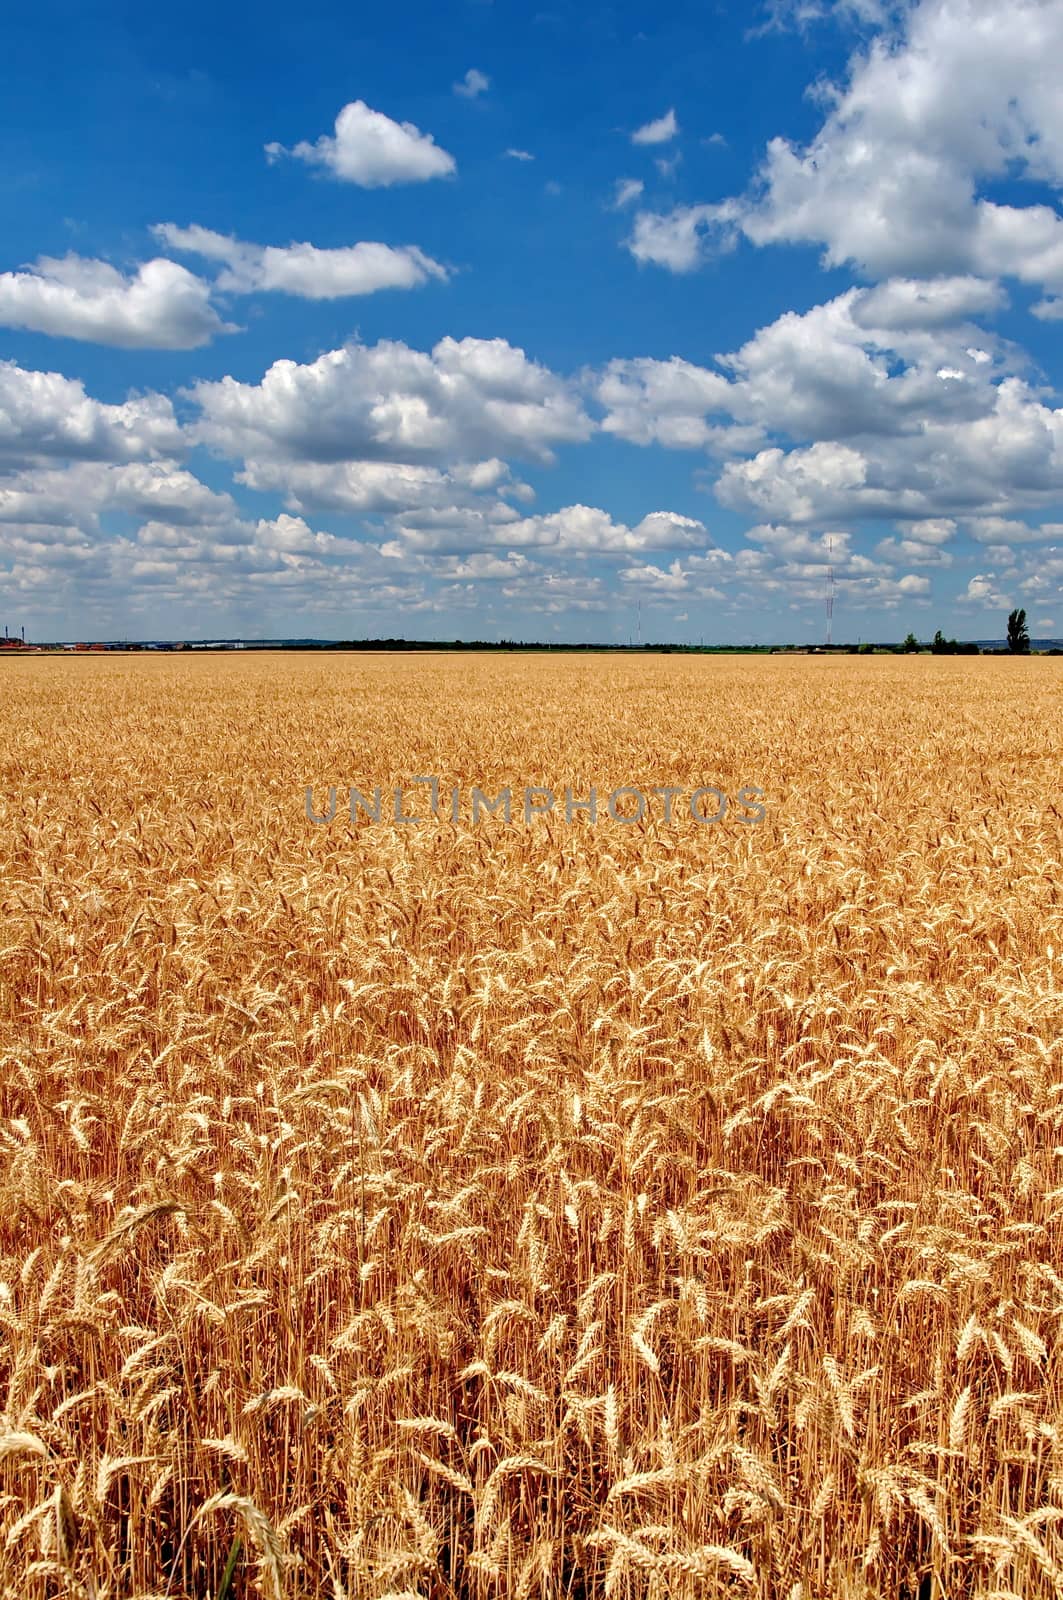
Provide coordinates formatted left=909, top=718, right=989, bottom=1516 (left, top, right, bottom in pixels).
left=1006, top=608, right=1030, bottom=653
left=902, top=632, right=919, bottom=652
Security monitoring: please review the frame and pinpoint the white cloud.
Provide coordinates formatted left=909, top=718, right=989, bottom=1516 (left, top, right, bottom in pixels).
left=384, top=503, right=713, bottom=556
left=597, top=355, right=733, bottom=447
left=715, top=290, right=999, bottom=440
left=592, top=279, right=1063, bottom=536
left=0, top=254, right=232, bottom=349
left=634, top=0, right=1063, bottom=305
left=188, top=335, right=594, bottom=470
left=0, top=460, right=236, bottom=533
left=715, top=375, right=1063, bottom=524
left=505, top=148, right=534, bottom=161
left=851, top=276, right=1006, bottom=330
left=597, top=287, right=1003, bottom=455
left=615, top=551, right=734, bottom=602
left=740, top=0, right=1063, bottom=279
left=628, top=203, right=739, bottom=272
left=747, top=0, right=829, bottom=35
left=612, top=178, right=644, bottom=210
left=429, top=551, right=535, bottom=579
left=497, top=571, right=610, bottom=613
left=233, top=456, right=532, bottom=518
left=893, top=518, right=956, bottom=544
left=966, top=516, right=1063, bottom=543
left=267, top=100, right=456, bottom=187
left=874, top=536, right=953, bottom=566
left=454, top=68, right=490, bottom=98
left=745, top=523, right=853, bottom=562
left=154, top=224, right=447, bottom=299
left=620, top=559, right=691, bottom=592
left=632, top=109, right=679, bottom=146
left=0, top=361, right=182, bottom=465
left=961, top=573, right=1012, bottom=607
left=717, top=442, right=870, bottom=523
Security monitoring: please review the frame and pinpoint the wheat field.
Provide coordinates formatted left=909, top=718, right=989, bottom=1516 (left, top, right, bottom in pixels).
left=0, top=652, right=1061, bottom=1600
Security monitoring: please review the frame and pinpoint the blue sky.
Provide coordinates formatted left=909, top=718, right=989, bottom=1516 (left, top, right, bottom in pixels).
left=4, top=0, right=1063, bottom=643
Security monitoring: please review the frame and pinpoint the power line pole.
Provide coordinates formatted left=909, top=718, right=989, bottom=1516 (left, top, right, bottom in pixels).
left=826, top=535, right=834, bottom=648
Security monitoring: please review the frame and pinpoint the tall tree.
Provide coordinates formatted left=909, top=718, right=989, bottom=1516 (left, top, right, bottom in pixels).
left=1006, top=608, right=1030, bottom=653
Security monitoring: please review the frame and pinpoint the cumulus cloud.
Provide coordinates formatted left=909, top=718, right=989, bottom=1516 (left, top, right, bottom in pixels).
left=590, top=255, right=1063, bottom=558
left=873, top=537, right=953, bottom=566
left=620, top=559, right=691, bottom=592
left=454, top=69, right=490, bottom=98
left=965, top=515, right=1063, bottom=544
left=0, top=362, right=182, bottom=465
left=893, top=518, right=956, bottom=544
left=718, top=290, right=1001, bottom=439
left=0, top=460, right=237, bottom=532
left=630, top=0, right=1063, bottom=304
left=597, top=355, right=733, bottom=447
left=591, top=270, right=1063, bottom=559
left=266, top=100, right=456, bottom=187
left=154, top=224, right=448, bottom=299
left=383, top=503, right=713, bottom=556
left=596, top=286, right=1004, bottom=456
left=718, top=442, right=868, bottom=523
left=187, top=335, right=594, bottom=469
left=426, top=551, right=536, bottom=579
left=0, top=254, right=233, bottom=348
left=627, top=203, right=738, bottom=272
left=0, top=486, right=453, bottom=622
left=234, top=457, right=533, bottom=518
left=851, top=276, right=1007, bottom=330
left=632, top=108, right=679, bottom=145
left=961, top=573, right=1012, bottom=607
left=504, top=148, right=534, bottom=161
left=714, top=378, right=1063, bottom=524
left=496, top=571, right=610, bottom=614
left=744, top=523, right=852, bottom=561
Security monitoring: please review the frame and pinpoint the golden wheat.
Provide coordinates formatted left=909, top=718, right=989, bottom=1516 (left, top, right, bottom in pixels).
left=0, top=650, right=1061, bottom=1598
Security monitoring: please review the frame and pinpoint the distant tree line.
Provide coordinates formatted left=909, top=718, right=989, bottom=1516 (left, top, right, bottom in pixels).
left=888, top=610, right=1042, bottom=655
left=37, top=609, right=1059, bottom=655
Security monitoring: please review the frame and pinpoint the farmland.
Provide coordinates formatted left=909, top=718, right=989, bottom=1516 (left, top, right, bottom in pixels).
left=1, top=652, right=1062, bottom=1598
